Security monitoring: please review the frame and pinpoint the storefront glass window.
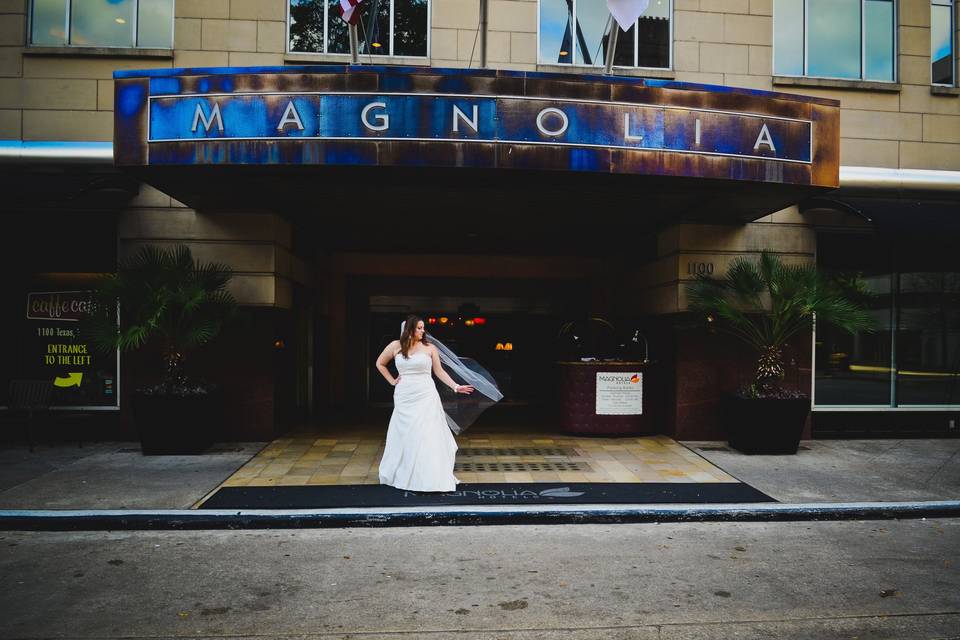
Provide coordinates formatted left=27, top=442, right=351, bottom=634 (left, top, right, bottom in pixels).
left=30, top=0, right=173, bottom=48
left=815, top=233, right=960, bottom=408
left=895, top=239, right=960, bottom=406
left=815, top=234, right=894, bottom=406
left=774, top=0, right=896, bottom=81
left=538, top=0, right=671, bottom=69
left=289, top=0, right=428, bottom=57
left=932, top=0, right=956, bottom=85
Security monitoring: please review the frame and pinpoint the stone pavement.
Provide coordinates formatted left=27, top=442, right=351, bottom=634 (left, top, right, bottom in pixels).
left=0, top=437, right=957, bottom=510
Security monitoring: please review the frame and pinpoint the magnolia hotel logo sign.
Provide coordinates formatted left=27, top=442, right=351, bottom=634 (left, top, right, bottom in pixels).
left=146, top=93, right=813, bottom=164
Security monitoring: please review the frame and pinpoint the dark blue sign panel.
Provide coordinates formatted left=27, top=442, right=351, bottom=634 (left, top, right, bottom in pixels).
left=147, top=93, right=813, bottom=164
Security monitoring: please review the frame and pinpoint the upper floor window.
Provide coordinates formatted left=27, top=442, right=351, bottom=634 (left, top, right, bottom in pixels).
left=774, top=0, right=896, bottom=82
left=288, top=0, right=429, bottom=57
left=932, top=0, right=955, bottom=85
left=30, top=0, right=174, bottom=48
left=539, top=0, right=671, bottom=69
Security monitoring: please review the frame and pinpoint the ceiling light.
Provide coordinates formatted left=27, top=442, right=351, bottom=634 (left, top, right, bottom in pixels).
left=115, top=17, right=126, bottom=24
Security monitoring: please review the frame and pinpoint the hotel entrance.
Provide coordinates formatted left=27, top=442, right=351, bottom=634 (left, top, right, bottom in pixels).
left=359, top=276, right=590, bottom=407
left=109, top=64, right=842, bottom=508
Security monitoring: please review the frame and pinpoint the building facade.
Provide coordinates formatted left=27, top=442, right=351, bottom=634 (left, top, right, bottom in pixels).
left=1, top=0, right=958, bottom=441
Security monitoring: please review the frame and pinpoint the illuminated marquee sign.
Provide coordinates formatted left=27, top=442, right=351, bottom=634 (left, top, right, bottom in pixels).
left=147, top=92, right=813, bottom=164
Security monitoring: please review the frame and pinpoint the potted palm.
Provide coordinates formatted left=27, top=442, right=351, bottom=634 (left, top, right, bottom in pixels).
left=87, top=245, right=237, bottom=454
left=687, top=251, right=873, bottom=454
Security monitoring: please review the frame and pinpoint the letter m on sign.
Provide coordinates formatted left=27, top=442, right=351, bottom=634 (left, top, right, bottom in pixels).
left=191, top=102, right=224, bottom=133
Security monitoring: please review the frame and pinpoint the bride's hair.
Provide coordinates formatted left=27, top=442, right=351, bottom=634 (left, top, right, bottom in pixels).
left=399, top=314, right=429, bottom=358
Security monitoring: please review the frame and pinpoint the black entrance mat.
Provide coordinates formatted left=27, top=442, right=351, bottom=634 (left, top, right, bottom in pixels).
left=199, top=482, right=775, bottom=509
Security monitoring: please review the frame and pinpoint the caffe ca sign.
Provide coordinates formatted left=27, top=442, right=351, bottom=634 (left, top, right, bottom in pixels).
left=147, top=92, right=812, bottom=164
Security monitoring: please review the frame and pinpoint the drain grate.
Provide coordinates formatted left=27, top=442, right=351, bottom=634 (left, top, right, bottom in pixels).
left=458, top=447, right=579, bottom=457
left=455, top=461, right=591, bottom=472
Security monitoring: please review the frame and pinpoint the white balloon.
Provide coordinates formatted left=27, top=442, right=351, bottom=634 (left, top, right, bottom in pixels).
left=607, top=0, right=651, bottom=31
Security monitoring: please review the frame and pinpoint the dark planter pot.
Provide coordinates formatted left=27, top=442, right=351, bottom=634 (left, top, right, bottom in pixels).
left=721, top=395, right=810, bottom=455
left=132, top=391, right=221, bottom=455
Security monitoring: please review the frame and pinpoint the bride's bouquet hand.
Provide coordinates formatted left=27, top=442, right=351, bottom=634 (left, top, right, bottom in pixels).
left=455, top=384, right=475, bottom=394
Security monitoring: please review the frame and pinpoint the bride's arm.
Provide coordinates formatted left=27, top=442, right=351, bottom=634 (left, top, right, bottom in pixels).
left=430, top=346, right=474, bottom=394
left=375, top=340, right=401, bottom=386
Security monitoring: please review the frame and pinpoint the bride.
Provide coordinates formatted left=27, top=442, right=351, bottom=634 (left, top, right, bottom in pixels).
left=375, top=315, right=475, bottom=492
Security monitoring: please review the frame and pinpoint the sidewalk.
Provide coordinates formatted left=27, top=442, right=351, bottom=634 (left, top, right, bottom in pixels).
left=0, top=438, right=957, bottom=513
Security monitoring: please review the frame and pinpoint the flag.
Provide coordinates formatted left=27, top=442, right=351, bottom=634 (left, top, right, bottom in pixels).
left=339, top=0, right=365, bottom=25
left=607, top=0, right=650, bottom=31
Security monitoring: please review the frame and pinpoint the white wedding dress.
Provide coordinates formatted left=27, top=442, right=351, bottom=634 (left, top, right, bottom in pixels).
left=378, top=350, right=460, bottom=492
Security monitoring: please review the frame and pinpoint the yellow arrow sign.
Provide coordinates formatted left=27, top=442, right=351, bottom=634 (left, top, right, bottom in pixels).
left=54, top=372, right=83, bottom=388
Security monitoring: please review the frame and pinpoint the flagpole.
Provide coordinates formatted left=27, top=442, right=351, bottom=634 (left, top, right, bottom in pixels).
left=349, top=22, right=360, bottom=64
left=603, top=14, right=619, bottom=74
left=480, top=0, right=489, bottom=68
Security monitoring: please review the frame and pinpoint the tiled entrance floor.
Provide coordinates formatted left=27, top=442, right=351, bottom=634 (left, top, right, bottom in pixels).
left=210, top=430, right=738, bottom=492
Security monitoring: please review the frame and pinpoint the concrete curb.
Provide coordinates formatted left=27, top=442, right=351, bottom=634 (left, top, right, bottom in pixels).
left=2, top=500, right=960, bottom=530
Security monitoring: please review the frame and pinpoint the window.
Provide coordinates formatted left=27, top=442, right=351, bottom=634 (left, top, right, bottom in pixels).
left=932, top=0, right=955, bottom=85
left=539, top=0, right=671, bottom=69
left=815, top=233, right=960, bottom=408
left=288, top=0, right=429, bottom=57
left=774, top=0, right=896, bottom=82
left=30, top=0, right=174, bottom=48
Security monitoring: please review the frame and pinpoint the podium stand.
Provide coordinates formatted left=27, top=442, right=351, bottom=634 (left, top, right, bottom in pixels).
left=556, top=360, right=657, bottom=436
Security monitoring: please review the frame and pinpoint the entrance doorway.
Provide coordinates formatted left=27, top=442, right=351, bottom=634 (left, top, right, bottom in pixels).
left=345, top=275, right=592, bottom=411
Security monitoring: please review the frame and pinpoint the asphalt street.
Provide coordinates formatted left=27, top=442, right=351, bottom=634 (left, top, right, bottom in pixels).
left=1, top=519, right=958, bottom=639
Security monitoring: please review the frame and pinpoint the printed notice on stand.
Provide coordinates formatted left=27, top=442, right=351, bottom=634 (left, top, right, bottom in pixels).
left=595, top=372, right=643, bottom=415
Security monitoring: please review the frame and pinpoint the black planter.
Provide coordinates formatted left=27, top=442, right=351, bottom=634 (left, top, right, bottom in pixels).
left=132, top=391, right=220, bottom=455
left=721, top=395, right=810, bottom=455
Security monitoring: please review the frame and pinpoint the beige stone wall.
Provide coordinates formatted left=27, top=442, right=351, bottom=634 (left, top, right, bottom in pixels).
left=117, top=189, right=309, bottom=308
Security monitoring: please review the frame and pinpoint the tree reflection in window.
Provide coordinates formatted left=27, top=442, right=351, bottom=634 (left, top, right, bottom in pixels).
left=288, top=0, right=428, bottom=56
left=289, top=0, right=324, bottom=53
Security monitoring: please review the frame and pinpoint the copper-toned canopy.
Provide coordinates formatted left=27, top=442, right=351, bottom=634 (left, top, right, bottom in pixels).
left=113, top=65, right=839, bottom=236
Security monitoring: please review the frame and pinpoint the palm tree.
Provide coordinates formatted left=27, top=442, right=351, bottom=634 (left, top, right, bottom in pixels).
left=687, top=251, right=874, bottom=396
left=86, top=245, right=237, bottom=390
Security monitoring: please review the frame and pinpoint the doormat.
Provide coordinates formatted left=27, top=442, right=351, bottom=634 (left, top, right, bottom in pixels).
left=198, top=482, right=775, bottom=509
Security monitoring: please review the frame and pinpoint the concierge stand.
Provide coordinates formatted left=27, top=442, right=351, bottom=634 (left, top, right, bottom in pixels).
left=556, top=360, right=657, bottom=436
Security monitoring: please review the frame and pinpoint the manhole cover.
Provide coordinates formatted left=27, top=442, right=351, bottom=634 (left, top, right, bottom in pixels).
left=458, top=448, right=579, bottom=457
left=455, top=461, right=590, bottom=472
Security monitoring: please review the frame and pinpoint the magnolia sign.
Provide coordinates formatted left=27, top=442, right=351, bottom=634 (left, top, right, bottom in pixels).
left=596, top=371, right=644, bottom=415
left=147, top=93, right=813, bottom=163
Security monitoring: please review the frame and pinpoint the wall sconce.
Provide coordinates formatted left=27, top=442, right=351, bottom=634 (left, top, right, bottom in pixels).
left=273, top=338, right=286, bottom=349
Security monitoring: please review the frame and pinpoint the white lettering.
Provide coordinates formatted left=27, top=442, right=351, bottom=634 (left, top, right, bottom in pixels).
left=276, top=100, right=305, bottom=131
left=695, top=118, right=701, bottom=145
left=191, top=102, right=224, bottom=133
left=452, top=104, right=479, bottom=133
left=536, top=107, right=568, bottom=137
left=753, top=123, right=776, bottom=152
left=361, top=101, right=390, bottom=132
left=623, top=113, right=643, bottom=142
